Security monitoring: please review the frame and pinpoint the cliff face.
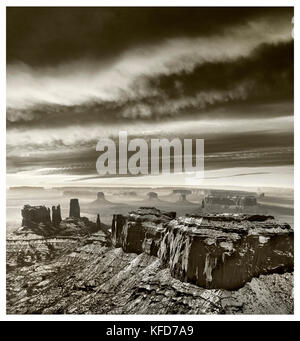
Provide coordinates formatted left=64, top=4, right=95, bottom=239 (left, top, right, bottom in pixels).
left=111, top=207, right=176, bottom=255
left=159, top=214, right=293, bottom=290
left=111, top=209, right=293, bottom=290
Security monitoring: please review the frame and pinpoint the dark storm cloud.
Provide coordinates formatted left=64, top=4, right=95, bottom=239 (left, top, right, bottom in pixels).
left=7, top=40, right=294, bottom=128
left=146, top=41, right=293, bottom=102
left=6, top=7, right=294, bottom=181
left=6, top=7, right=293, bottom=66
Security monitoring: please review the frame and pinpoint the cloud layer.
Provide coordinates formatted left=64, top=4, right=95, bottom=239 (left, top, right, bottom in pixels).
left=6, top=7, right=294, bottom=185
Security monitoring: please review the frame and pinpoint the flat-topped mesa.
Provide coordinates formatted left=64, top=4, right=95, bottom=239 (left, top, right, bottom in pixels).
left=204, top=194, right=257, bottom=208
left=69, top=198, right=80, bottom=218
left=158, top=213, right=293, bottom=290
left=111, top=207, right=176, bottom=255
left=205, top=195, right=236, bottom=206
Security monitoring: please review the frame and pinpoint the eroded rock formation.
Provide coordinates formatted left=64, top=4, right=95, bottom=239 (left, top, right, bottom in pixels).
left=96, top=214, right=101, bottom=229
left=205, top=195, right=236, bottom=206
left=21, top=205, right=55, bottom=236
left=111, top=207, right=176, bottom=255
left=69, top=198, right=80, bottom=218
left=159, top=214, right=293, bottom=290
left=111, top=208, right=293, bottom=290
left=18, top=200, right=104, bottom=237
left=52, top=205, right=62, bottom=227
left=205, top=194, right=257, bottom=207
left=22, top=205, right=51, bottom=228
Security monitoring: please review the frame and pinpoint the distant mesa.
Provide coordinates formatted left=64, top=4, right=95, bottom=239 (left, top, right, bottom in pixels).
left=147, top=192, right=159, bottom=201
left=172, top=189, right=196, bottom=204
left=90, top=192, right=112, bottom=206
left=172, top=189, right=198, bottom=206
left=19, top=199, right=106, bottom=237
left=9, top=186, right=45, bottom=191
left=205, top=195, right=236, bottom=206
left=208, top=189, right=256, bottom=197
left=119, top=191, right=137, bottom=197
left=205, top=194, right=257, bottom=208
left=80, top=192, right=113, bottom=211
left=97, top=192, right=105, bottom=200
left=63, top=190, right=95, bottom=197
left=173, top=189, right=192, bottom=195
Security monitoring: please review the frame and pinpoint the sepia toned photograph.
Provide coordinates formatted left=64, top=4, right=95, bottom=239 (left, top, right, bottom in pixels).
left=6, top=6, right=294, bottom=315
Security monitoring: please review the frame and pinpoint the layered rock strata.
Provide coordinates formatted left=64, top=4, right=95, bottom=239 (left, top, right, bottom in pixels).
left=111, top=207, right=176, bottom=255
left=111, top=208, right=293, bottom=290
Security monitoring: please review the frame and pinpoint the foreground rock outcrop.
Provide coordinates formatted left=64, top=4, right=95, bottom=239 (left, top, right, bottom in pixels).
left=159, top=214, right=293, bottom=290
left=6, top=229, right=293, bottom=314
left=111, top=208, right=293, bottom=290
left=7, top=206, right=294, bottom=314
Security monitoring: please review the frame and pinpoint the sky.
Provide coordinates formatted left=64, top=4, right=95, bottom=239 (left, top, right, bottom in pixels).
left=6, top=7, right=294, bottom=189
